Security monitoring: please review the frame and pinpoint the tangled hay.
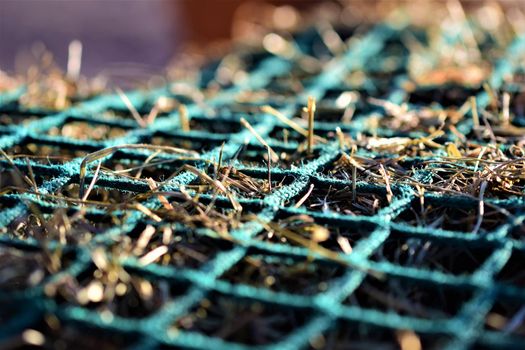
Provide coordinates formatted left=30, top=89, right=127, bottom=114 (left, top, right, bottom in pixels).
left=1, top=1, right=525, bottom=349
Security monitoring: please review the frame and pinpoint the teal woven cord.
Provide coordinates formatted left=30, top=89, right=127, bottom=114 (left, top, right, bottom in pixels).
left=1, top=19, right=525, bottom=350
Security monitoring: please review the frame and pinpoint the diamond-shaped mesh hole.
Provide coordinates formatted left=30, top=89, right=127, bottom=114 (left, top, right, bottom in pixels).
left=394, top=198, right=511, bottom=234
left=496, top=249, right=525, bottom=288
left=372, top=231, right=493, bottom=275
left=344, top=275, right=472, bottom=319
left=220, top=254, right=346, bottom=295
left=6, top=141, right=94, bottom=164
left=47, top=120, right=130, bottom=140
left=300, top=185, right=389, bottom=216
left=173, top=292, right=309, bottom=346
left=485, top=300, right=525, bottom=337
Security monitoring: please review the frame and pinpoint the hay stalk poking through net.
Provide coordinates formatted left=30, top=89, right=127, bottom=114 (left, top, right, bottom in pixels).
left=1, top=2, right=525, bottom=349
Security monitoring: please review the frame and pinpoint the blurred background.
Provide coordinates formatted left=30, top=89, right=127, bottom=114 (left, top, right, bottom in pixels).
left=0, top=0, right=320, bottom=78
left=2, top=0, right=525, bottom=84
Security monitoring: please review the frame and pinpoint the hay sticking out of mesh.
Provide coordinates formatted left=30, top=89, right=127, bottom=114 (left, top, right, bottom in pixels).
left=1, top=2, right=525, bottom=349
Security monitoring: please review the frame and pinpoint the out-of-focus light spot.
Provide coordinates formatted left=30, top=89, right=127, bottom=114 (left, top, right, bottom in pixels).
left=476, top=5, right=502, bottom=31
left=335, top=91, right=359, bottom=108
left=263, top=33, right=294, bottom=58
left=396, top=330, right=422, bottom=350
left=86, top=280, right=104, bottom=303
left=22, top=329, right=45, bottom=346
left=273, top=5, right=298, bottom=30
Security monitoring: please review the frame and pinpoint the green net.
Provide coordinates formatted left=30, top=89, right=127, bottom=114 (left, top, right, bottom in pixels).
left=1, top=17, right=525, bottom=350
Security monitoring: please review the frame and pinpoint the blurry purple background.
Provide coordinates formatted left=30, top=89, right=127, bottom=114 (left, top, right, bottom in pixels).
left=0, top=0, right=181, bottom=77
left=0, top=0, right=326, bottom=81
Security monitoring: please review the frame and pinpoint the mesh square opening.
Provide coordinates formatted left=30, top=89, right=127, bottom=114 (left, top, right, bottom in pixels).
left=172, top=292, right=309, bottom=346
left=320, top=153, right=417, bottom=182
left=485, top=299, right=525, bottom=338
left=0, top=111, right=40, bottom=126
left=407, top=84, right=482, bottom=108
left=510, top=221, right=525, bottom=242
left=118, top=222, right=233, bottom=270
left=265, top=76, right=304, bottom=98
left=59, top=183, right=139, bottom=204
left=148, top=132, right=225, bottom=152
left=372, top=231, right=493, bottom=275
left=9, top=208, right=124, bottom=244
left=6, top=141, right=95, bottom=164
left=259, top=213, right=376, bottom=253
left=53, top=265, right=186, bottom=319
left=344, top=274, right=472, bottom=319
left=0, top=165, right=60, bottom=188
left=394, top=197, right=511, bottom=234
left=0, top=244, right=76, bottom=292
left=308, top=320, right=452, bottom=350
left=188, top=116, right=242, bottom=134
left=299, top=185, right=389, bottom=216
left=220, top=254, right=346, bottom=295
left=496, top=249, right=525, bottom=288
left=146, top=191, right=249, bottom=236
left=268, top=126, right=307, bottom=145
left=187, top=168, right=294, bottom=200
left=237, top=144, right=322, bottom=170
left=46, top=120, right=130, bottom=141
left=102, top=156, right=192, bottom=183
left=26, top=322, right=139, bottom=350
left=101, top=106, right=169, bottom=122
left=0, top=196, right=18, bottom=210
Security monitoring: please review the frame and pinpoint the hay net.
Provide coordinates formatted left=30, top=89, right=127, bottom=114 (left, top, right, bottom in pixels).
left=1, top=4, right=525, bottom=350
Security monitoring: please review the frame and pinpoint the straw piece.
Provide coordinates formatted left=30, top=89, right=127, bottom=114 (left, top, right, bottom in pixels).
left=261, top=105, right=327, bottom=143
left=134, top=203, right=162, bottom=222
left=472, top=180, right=488, bottom=234
left=240, top=117, right=279, bottom=162
left=336, top=127, right=345, bottom=150
left=134, top=224, right=156, bottom=255
left=337, top=236, right=353, bottom=254
left=307, top=96, right=316, bottom=154
left=81, top=161, right=102, bottom=202
left=294, top=184, right=315, bottom=208
left=179, top=104, right=190, bottom=132
left=116, top=87, right=147, bottom=128
left=67, top=40, right=82, bottom=80
left=147, top=178, right=173, bottom=211
left=25, top=158, right=39, bottom=193
left=379, top=164, right=393, bottom=203
left=470, top=96, right=480, bottom=130
left=162, top=226, right=172, bottom=245
left=139, top=246, right=168, bottom=266
left=502, top=92, right=510, bottom=125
